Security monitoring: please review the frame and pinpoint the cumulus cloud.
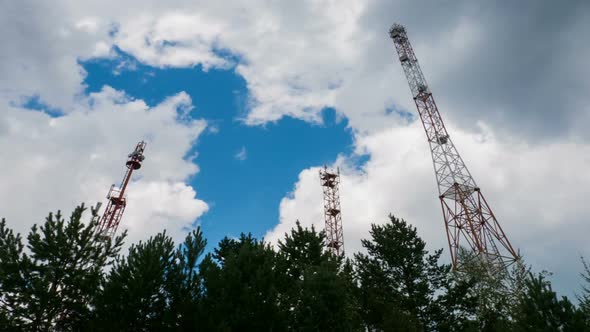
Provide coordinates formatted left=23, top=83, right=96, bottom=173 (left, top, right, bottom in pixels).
left=266, top=120, right=590, bottom=295
left=114, top=12, right=229, bottom=70
left=0, top=87, right=208, bottom=244
left=0, top=2, right=116, bottom=110
left=38, top=0, right=585, bottom=139
left=2, top=1, right=589, bottom=137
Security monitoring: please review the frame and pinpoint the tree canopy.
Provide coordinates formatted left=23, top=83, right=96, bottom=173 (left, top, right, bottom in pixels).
left=1, top=205, right=588, bottom=331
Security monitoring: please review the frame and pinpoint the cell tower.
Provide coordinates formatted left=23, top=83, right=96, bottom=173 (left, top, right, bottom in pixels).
left=319, top=166, right=344, bottom=256
left=389, top=24, right=518, bottom=270
left=97, top=141, right=146, bottom=238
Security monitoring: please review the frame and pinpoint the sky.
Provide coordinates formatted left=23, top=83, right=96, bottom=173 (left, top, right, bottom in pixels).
left=1, top=0, right=590, bottom=299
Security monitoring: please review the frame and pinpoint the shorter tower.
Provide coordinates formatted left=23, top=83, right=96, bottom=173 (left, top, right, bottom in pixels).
left=319, top=166, right=344, bottom=256
left=97, top=141, right=146, bottom=238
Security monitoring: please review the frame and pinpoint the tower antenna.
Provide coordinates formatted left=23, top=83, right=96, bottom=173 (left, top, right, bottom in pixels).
left=97, top=141, right=146, bottom=237
left=319, top=166, right=344, bottom=256
left=389, top=24, right=518, bottom=269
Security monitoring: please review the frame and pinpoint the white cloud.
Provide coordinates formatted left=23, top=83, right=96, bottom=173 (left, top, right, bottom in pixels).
left=124, top=181, right=208, bottom=245
left=2, top=1, right=588, bottom=136
left=0, top=2, right=116, bottom=110
left=266, top=121, right=590, bottom=296
left=107, top=0, right=373, bottom=130
left=0, top=87, right=208, bottom=245
left=234, top=146, right=247, bottom=161
left=55, top=0, right=585, bottom=139
left=114, top=12, right=229, bottom=70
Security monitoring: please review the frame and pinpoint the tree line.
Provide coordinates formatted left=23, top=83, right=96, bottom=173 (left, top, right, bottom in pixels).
left=1, top=204, right=590, bottom=331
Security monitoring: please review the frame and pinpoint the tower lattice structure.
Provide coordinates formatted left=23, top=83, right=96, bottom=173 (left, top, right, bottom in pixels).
left=97, top=141, right=146, bottom=238
left=389, top=24, right=518, bottom=269
left=320, top=166, right=344, bottom=256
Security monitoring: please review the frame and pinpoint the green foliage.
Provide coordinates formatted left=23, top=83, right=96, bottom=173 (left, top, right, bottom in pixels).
left=513, top=272, right=586, bottom=331
left=452, top=249, right=529, bottom=331
left=276, top=221, right=362, bottom=331
left=579, top=257, right=590, bottom=326
left=2, top=206, right=590, bottom=331
left=197, top=222, right=363, bottom=331
left=355, top=215, right=476, bottom=331
left=0, top=204, right=124, bottom=331
left=92, top=228, right=206, bottom=331
left=199, top=233, right=286, bottom=331
left=174, top=228, right=208, bottom=330
left=0, top=218, right=26, bottom=331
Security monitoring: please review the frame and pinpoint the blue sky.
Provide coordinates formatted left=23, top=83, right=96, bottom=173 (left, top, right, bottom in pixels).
left=82, top=50, right=356, bottom=247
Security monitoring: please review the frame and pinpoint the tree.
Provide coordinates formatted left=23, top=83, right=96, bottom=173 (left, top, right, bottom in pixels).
left=93, top=228, right=206, bottom=331
left=514, top=272, right=586, bottom=331
left=450, top=248, right=530, bottom=331
left=276, top=221, right=362, bottom=331
left=578, top=257, right=590, bottom=326
left=0, top=204, right=124, bottom=331
left=199, top=234, right=287, bottom=331
left=171, top=228, right=208, bottom=331
left=355, top=215, right=475, bottom=331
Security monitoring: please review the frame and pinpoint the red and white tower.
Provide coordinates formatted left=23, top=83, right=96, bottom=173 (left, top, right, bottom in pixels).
left=389, top=24, right=518, bottom=269
left=97, top=141, right=146, bottom=238
left=319, top=166, right=344, bottom=256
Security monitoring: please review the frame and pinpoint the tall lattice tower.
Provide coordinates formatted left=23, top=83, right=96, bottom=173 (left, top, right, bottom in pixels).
left=389, top=24, right=518, bottom=270
left=97, top=141, right=146, bottom=238
left=319, top=166, right=344, bottom=256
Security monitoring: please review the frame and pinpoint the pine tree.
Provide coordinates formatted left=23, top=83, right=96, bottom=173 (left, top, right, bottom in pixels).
left=450, top=248, right=530, bottom=331
left=171, top=228, right=208, bottom=331
left=93, top=228, right=206, bottom=331
left=276, top=221, right=362, bottom=331
left=355, top=215, right=475, bottom=331
left=199, top=234, right=287, bottom=331
left=0, top=204, right=124, bottom=331
left=578, top=257, right=590, bottom=326
left=514, top=272, right=586, bottom=331
left=94, top=232, right=176, bottom=331
left=0, top=218, right=26, bottom=330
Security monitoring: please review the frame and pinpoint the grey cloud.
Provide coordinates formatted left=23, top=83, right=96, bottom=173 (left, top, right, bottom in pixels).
left=363, top=0, right=590, bottom=141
